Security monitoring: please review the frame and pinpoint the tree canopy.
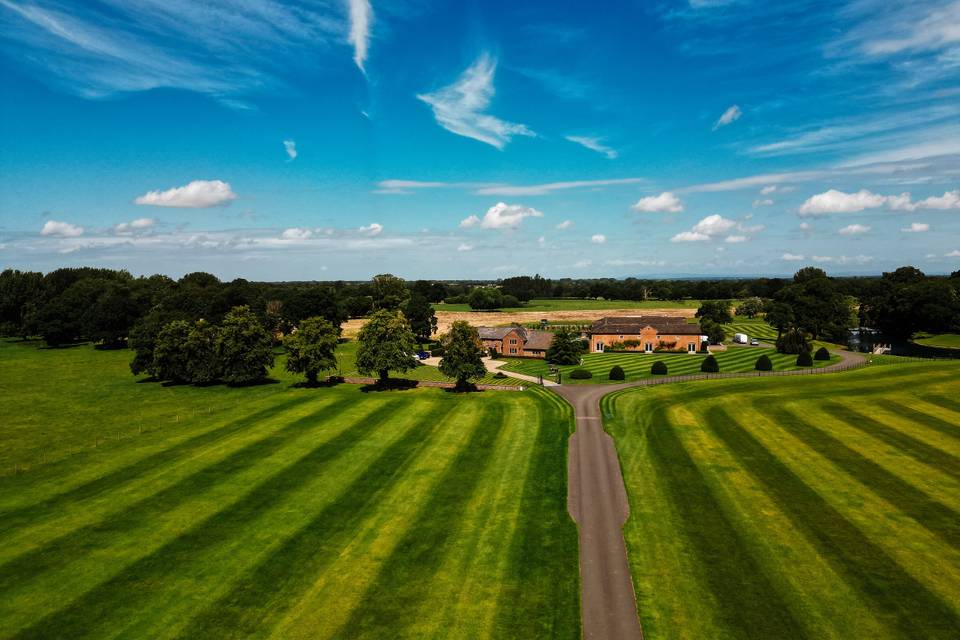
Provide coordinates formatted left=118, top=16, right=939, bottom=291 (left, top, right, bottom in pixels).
left=217, top=305, right=275, bottom=385
left=404, top=294, right=438, bottom=344
left=438, top=321, right=487, bottom=389
left=356, top=309, right=417, bottom=384
left=546, top=328, right=583, bottom=365
left=284, top=316, right=339, bottom=384
left=371, top=274, right=410, bottom=311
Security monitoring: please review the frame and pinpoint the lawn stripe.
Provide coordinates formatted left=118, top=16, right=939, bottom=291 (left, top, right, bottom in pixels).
left=635, top=402, right=805, bottom=639
left=174, top=398, right=459, bottom=640
left=875, top=399, right=960, bottom=443
left=704, top=404, right=960, bottom=639
left=265, top=399, right=487, bottom=638
left=822, top=402, right=960, bottom=482
left=0, top=394, right=313, bottom=538
left=0, top=396, right=355, bottom=603
left=921, top=394, right=960, bottom=417
left=335, top=402, right=510, bottom=638
left=488, top=390, right=580, bottom=640
left=11, top=398, right=410, bottom=640
left=769, top=403, right=960, bottom=548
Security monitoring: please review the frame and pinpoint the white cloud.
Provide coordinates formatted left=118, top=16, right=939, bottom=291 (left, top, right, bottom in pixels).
left=476, top=177, right=643, bottom=196
left=457, top=243, right=473, bottom=252
left=135, top=180, right=236, bottom=208
left=761, top=185, right=778, bottom=195
left=862, top=2, right=960, bottom=56
left=811, top=254, right=875, bottom=265
left=347, top=0, right=373, bottom=72
left=799, top=222, right=812, bottom=231
left=947, top=249, right=960, bottom=258
left=358, top=222, right=383, bottom=236
left=724, top=235, right=748, bottom=243
left=591, top=234, right=607, bottom=244
left=112, top=217, right=155, bottom=235
left=671, top=214, right=737, bottom=243
left=283, top=139, right=297, bottom=160
left=537, top=236, right=546, bottom=248
left=671, top=231, right=711, bottom=243
left=556, top=219, right=573, bottom=230
left=838, top=223, right=871, bottom=235
left=41, top=220, right=84, bottom=237
left=782, top=253, right=805, bottom=261
left=901, top=222, right=930, bottom=233
left=752, top=199, right=774, bottom=207
left=565, top=135, right=618, bottom=159
left=713, top=104, right=742, bottom=130
left=281, top=227, right=313, bottom=240
left=462, top=203, right=544, bottom=230
left=917, top=189, right=960, bottom=210
left=417, top=54, right=534, bottom=149
left=798, top=189, right=886, bottom=216
left=632, top=191, right=683, bottom=213
left=573, top=259, right=592, bottom=268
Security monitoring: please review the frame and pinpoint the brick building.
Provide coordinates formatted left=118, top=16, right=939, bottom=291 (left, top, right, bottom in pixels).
left=589, top=316, right=705, bottom=353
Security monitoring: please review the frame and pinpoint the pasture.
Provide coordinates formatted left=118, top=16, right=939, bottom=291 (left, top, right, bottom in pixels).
left=0, top=340, right=579, bottom=639
left=500, top=346, right=839, bottom=383
left=604, top=361, right=960, bottom=639
left=434, top=298, right=704, bottom=312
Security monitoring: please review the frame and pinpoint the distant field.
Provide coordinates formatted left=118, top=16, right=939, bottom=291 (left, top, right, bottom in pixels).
left=0, top=340, right=579, bottom=638
left=333, top=340, right=516, bottom=386
left=913, top=332, right=960, bottom=349
left=434, top=298, right=704, bottom=312
left=604, top=361, right=960, bottom=639
left=500, top=346, right=838, bottom=383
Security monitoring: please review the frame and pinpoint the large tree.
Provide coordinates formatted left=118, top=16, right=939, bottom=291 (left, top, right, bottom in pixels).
left=356, top=309, right=417, bottom=384
left=468, top=286, right=503, bottom=310
left=774, top=267, right=853, bottom=341
left=860, top=267, right=960, bottom=340
left=439, top=321, right=487, bottom=389
left=184, top=320, right=222, bottom=384
left=284, top=316, right=339, bottom=384
left=371, top=273, right=410, bottom=311
left=152, top=320, right=192, bottom=382
left=404, top=294, right=437, bottom=345
left=546, top=328, right=584, bottom=365
left=217, top=305, right=275, bottom=385
left=695, top=300, right=733, bottom=324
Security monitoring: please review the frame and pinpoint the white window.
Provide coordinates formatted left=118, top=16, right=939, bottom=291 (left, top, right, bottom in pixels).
left=688, top=342, right=696, bottom=353
left=645, top=342, right=653, bottom=353
left=596, top=342, right=604, bottom=352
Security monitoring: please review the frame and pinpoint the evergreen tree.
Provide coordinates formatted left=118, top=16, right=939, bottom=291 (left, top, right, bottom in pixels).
left=546, top=328, right=584, bottom=365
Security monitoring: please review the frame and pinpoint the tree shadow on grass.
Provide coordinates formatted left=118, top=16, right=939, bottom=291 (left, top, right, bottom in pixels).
left=291, top=378, right=343, bottom=389
left=359, top=378, right=420, bottom=393
left=38, top=341, right=88, bottom=350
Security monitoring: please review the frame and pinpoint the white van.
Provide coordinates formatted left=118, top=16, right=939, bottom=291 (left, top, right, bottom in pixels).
left=733, top=333, right=748, bottom=344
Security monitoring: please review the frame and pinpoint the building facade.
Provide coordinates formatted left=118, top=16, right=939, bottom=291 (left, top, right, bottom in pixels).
left=589, top=316, right=705, bottom=353
left=477, top=326, right=554, bottom=358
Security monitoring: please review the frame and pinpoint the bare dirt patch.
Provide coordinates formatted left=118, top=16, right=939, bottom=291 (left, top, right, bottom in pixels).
left=341, top=308, right=697, bottom=338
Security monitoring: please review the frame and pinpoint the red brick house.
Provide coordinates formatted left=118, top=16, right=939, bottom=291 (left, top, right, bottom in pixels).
left=478, top=326, right=554, bottom=358
left=589, top=316, right=705, bottom=353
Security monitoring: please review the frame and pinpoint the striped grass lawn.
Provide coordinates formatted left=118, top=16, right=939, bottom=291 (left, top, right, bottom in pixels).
left=0, top=340, right=578, bottom=638
left=723, top=317, right=779, bottom=342
left=500, top=346, right=839, bottom=383
left=913, top=332, right=960, bottom=349
left=433, top=298, right=706, bottom=312
left=603, top=361, right=960, bottom=639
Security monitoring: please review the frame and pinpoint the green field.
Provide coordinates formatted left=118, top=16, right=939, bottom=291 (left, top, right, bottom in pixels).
left=913, top=332, right=960, bottom=349
left=723, top=317, right=779, bottom=342
left=333, top=340, right=517, bottom=386
left=603, top=361, right=960, bottom=639
left=500, top=347, right=839, bottom=383
left=0, top=340, right=579, bottom=638
left=434, top=298, right=704, bottom=312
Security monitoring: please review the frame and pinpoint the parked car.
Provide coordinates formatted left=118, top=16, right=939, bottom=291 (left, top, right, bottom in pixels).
left=416, top=351, right=431, bottom=360
left=750, top=338, right=759, bottom=346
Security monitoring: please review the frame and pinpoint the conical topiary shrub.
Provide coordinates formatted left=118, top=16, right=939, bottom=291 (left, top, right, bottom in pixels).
left=796, top=351, right=813, bottom=366
left=651, top=360, right=668, bottom=375
left=814, top=346, right=830, bottom=361
left=755, top=354, right=773, bottom=371
left=700, top=354, right=719, bottom=373
left=609, top=365, right=625, bottom=380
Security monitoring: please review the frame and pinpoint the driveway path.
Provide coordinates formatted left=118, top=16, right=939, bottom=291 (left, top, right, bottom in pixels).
left=553, top=348, right=867, bottom=639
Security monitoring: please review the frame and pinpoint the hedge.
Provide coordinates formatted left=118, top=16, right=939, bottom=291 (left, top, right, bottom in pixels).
left=569, top=368, right=593, bottom=379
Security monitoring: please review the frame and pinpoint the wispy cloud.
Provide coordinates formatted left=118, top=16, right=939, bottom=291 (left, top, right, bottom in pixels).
left=0, top=0, right=343, bottom=103
left=283, top=139, right=297, bottom=161
left=838, top=223, right=871, bottom=235
left=347, top=0, right=372, bottom=73
left=113, top=217, right=156, bottom=235
left=591, top=234, right=606, bottom=244
left=782, top=253, right=805, bottom=261
left=565, top=135, right=618, bottom=159
left=713, top=104, right=742, bottom=130
left=41, top=220, right=83, bottom=237
left=417, top=54, right=534, bottom=149
left=556, top=220, right=573, bottom=230
left=632, top=191, right=683, bottom=213
left=901, top=222, right=930, bottom=232
left=475, top=177, right=643, bottom=196
left=358, top=222, right=383, bottom=236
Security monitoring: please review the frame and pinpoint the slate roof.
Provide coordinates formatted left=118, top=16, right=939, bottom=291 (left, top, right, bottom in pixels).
left=522, top=329, right=554, bottom=351
left=477, top=326, right=527, bottom=341
left=590, top=316, right=702, bottom=336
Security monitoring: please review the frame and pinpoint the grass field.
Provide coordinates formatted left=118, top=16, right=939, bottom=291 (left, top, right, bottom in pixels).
left=723, top=317, right=779, bottom=342
left=499, top=346, right=839, bottom=383
left=913, top=332, right=960, bottom=349
left=333, top=340, right=517, bottom=386
left=0, top=340, right=579, bottom=638
left=434, top=298, right=705, bottom=312
left=603, top=361, right=960, bottom=639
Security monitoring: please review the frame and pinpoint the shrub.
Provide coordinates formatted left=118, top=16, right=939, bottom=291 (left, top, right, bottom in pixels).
left=700, top=340, right=709, bottom=353
left=651, top=360, right=668, bottom=375
left=776, top=328, right=811, bottom=354
left=796, top=351, right=813, bottom=366
left=569, top=368, right=593, bottom=379
left=814, top=346, right=831, bottom=361
left=700, top=354, right=719, bottom=373
left=431, top=346, right=445, bottom=357
left=622, top=339, right=641, bottom=348
left=755, top=354, right=773, bottom=371
left=493, top=372, right=508, bottom=379
left=609, top=365, right=625, bottom=380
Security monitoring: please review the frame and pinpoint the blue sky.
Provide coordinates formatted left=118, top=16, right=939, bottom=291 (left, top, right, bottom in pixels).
left=1, top=0, right=958, bottom=280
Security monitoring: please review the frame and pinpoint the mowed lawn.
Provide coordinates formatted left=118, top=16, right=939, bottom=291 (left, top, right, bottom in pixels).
left=913, top=332, right=960, bottom=349
left=604, top=361, right=960, bottom=639
left=500, top=346, right=839, bottom=383
left=434, top=298, right=704, bottom=312
left=0, top=340, right=579, bottom=639
left=723, top=318, right=780, bottom=342
left=333, top=340, right=517, bottom=386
